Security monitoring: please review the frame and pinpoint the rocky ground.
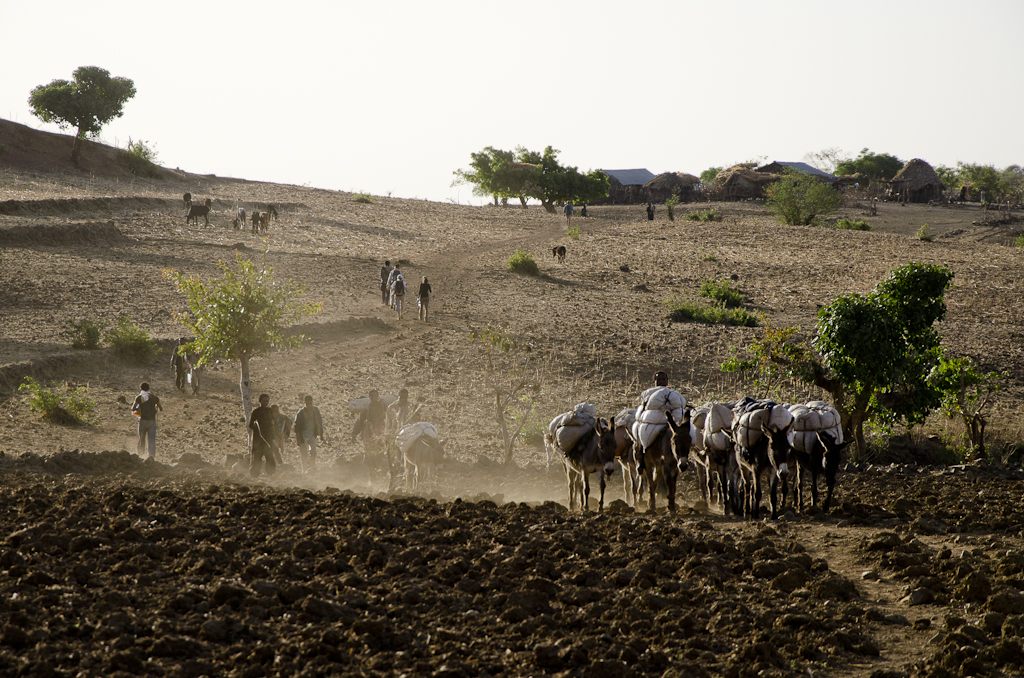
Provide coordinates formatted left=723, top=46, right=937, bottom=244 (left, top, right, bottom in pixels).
left=2, top=121, right=1024, bottom=676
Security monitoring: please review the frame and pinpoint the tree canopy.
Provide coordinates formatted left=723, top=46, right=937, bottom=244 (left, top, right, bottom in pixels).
left=834, top=148, right=903, bottom=181
left=764, top=169, right=841, bottom=226
left=28, top=66, right=136, bottom=165
left=723, top=263, right=954, bottom=456
left=454, top=146, right=608, bottom=211
left=165, top=249, right=322, bottom=424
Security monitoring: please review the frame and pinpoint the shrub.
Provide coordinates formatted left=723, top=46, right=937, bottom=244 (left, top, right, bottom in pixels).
left=765, top=169, right=842, bottom=226
left=686, top=208, right=720, bottom=222
left=665, top=296, right=758, bottom=327
left=18, top=377, right=97, bottom=426
left=699, top=251, right=718, bottom=262
left=833, top=218, right=871, bottom=231
left=917, top=224, right=933, bottom=242
left=699, top=279, right=744, bottom=308
left=1014, top=234, right=1024, bottom=248
left=62, top=318, right=107, bottom=349
left=121, top=138, right=162, bottom=178
left=353, top=193, right=374, bottom=204
left=665, top=194, right=680, bottom=221
left=105, top=317, right=158, bottom=360
left=567, top=225, right=581, bottom=240
left=508, top=249, right=540, bottom=276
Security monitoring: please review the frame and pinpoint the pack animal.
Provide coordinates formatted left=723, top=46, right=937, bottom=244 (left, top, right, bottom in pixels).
left=552, top=245, right=566, bottom=263
left=633, top=410, right=693, bottom=513
left=731, top=414, right=793, bottom=520
left=186, top=198, right=213, bottom=227
left=789, top=430, right=850, bottom=512
left=557, top=418, right=619, bottom=512
left=690, top=403, right=739, bottom=514
left=612, top=410, right=644, bottom=507
left=402, top=433, right=444, bottom=488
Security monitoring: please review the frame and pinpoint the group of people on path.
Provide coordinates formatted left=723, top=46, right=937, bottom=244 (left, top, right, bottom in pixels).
left=380, top=260, right=431, bottom=322
left=248, top=393, right=325, bottom=478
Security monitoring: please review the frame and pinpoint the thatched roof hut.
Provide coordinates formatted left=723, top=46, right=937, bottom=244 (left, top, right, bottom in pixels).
left=713, top=165, right=779, bottom=198
left=889, top=159, right=943, bottom=203
left=643, top=172, right=701, bottom=202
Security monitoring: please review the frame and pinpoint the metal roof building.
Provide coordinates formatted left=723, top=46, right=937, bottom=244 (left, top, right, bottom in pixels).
left=756, top=161, right=836, bottom=181
left=600, top=168, right=656, bottom=186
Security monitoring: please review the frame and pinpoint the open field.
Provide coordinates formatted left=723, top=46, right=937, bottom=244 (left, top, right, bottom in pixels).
left=2, top=120, right=1024, bottom=677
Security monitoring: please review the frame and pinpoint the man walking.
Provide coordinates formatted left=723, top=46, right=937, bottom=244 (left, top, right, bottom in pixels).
left=171, top=338, right=187, bottom=392
left=248, top=393, right=277, bottom=478
left=131, top=382, right=163, bottom=460
left=417, top=276, right=432, bottom=322
left=380, top=260, right=393, bottom=305
left=294, top=395, right=325, bottom=473
left=386, top=264, right=403, bottom=308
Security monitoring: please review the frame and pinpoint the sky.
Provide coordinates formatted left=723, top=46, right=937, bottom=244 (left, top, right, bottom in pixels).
left=2, top=0, right=1022, bottom=204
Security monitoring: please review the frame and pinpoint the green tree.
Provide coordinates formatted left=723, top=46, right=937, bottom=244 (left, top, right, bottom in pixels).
left=1000, top=164, right=1024, bottom=202
left=28, top=66, right=136, bottom=165
left=165, top=247, right=322, bottom=425
left=928, top=355, right=1005, bottom=459
left=956, top=162, right=1003, bottom=203
left=700, top=167, right=722, bottom=184
left=835, top=149, right=903, bottom=181
left=454, top=146, right=608, bottom=211
left=469, top=324, right=542, bottom=465
left=765, top=169, right=842, bottom=226
left=723, top=263, right=954, bottom=456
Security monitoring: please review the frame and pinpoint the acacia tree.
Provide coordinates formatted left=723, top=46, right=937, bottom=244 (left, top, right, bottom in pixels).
left=454, top=146, right=608, bottom=210
left=723, top=263, right=954, bottom=456
left=469, top=324, right=542, bottom=465
left=28, top=66, right=136, bottom=165
left=165, top=248, right=322, bottom=427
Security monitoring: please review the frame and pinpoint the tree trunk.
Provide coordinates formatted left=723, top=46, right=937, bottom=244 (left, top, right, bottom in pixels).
left=240, top=353, right=253, bottom=448
left=518, top=195, right=528, bottom=209
left=496, top=391, right=514, bottom=465
left=541, top=200, right=555, bottom=213
left=71, top=128, right=84, bottom=166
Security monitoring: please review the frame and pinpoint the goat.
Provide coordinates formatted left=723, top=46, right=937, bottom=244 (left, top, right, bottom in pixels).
left=251, top=212, right=269, bottom=235
left=268, top=204, right=279, bottom=221
left=251, top=210, right=260, bottom=233
left=183, top=192, right=192, bottom=211
left=234, top=207, right=246, bottom=230
left=552, top=245, right=567, bottom=263
left=732, top=422, right=793, bottom=520
left=788, top=430, right=850, bottom=513
left=186, top=198, right=213, bottom=227
left=559, top=417, right=619, bottom=512
left=633, top=409, right=694, bottom=513
left=258, top=212, right=270, bottom=233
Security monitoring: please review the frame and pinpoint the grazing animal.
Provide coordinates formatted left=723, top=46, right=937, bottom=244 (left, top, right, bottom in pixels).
left=251, top=210, right=260, bottom=232
left=559, top=418, right=619, bottom=512
left=183, top=192, right=192, bottom=211
left=552, top=245, right=567, bottom=263
left=258, top=212, right=270, bottom=233
left=268, top=204, right=279, bottom=221
left=186, top=198, right=213, bottom=227
left=235, top=207, right=246, bottom=230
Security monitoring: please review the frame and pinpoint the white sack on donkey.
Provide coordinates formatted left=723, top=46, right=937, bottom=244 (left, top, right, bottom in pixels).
left=547, top=403, right=597, bottom=453
left=396, top=422, right=439, bottom=455
left=788, top=401, right=843, bottom=455
left=632, top=386, right=687, bottom=449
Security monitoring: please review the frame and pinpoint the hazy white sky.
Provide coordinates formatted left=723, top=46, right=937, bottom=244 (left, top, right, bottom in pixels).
left=2, top=0, right=1022, bottom=204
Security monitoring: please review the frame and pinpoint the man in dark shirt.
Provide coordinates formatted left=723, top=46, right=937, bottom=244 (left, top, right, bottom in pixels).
left=132, top=381, right=163, bottom=460
left=248, top=393, right=277, bottom=477
left=171, top=338, right=187, bottom=392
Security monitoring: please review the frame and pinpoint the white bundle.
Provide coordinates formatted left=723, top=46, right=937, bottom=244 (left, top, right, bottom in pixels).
left=734, top=403, right=794, bottom=449
left=631, top=421, right=664, bottom=450
left=788, top=402, right=843, bottom=454
left=396, top=422, right=439, bottom=455
left=613, top=408, right=636, bottom=429
left=636, top=387, right=686, bottom=425
left=703, top=403, right=734, bottom=453
left=348, top=393, right=399, bottom=413
left=548, top=404, right=598, bottom=453
left=690, top=406, right=710, bottom=453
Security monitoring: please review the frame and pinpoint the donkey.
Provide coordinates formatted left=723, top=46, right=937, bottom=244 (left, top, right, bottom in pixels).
left=733, top=423, right=793, bottom=520
left=788, top=430, right=851, bottom=512
left=186, top=198, right=212, bottom=227
left=636, top=410, right=694, bottom=513
left=404, top=434, right=444, bottom=489
left=561, top=418, right=619, bottom=512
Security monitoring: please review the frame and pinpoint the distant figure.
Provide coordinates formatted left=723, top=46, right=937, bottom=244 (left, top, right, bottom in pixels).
left=959, top=185, right=968, bottom=203
left=563, top=201, right=574, bottom=226
left=386, top=264, right=403, bottom=308
left=248, top=393, right=277, bottom=478
left=387, top=388, right=413, bottom=435
left=132, top=382, right=163, bottom=461
left=294, top=395, right=324, bottom=473
left=646, top=203, right=655, bottom=221
left=269, top=404, right=290, bottom=466
left=392, top=273, right=407, bottom=320
left=171, top=338, right=187, bottom=392
left=352, top=389, right=387, bottom=449
left=580, top=204, right=588, bottom=218
left=418, top=276, right=432, bottom=322
left=380, top=260, right=393, bottom=305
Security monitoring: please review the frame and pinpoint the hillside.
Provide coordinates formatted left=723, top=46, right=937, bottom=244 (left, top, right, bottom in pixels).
left=2, top=120, right=1024, bottom=677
